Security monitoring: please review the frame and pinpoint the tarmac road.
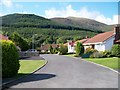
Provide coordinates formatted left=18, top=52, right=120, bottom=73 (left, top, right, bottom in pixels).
left=6, top=54, right=118, bottom=88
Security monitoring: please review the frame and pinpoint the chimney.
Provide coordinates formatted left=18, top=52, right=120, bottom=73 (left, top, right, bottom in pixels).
left=114, top=24, right=120, bottom=43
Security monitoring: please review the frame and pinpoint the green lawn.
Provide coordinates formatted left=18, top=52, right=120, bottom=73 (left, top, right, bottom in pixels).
left=18, top=60, right=47, bottom=74
left=65, top=54, right=75, bottom=57
left=85, top=58, right=120, bottom=69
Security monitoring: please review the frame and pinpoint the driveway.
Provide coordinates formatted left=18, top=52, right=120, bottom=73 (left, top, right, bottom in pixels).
left=5, top=54, right=118, bottom=88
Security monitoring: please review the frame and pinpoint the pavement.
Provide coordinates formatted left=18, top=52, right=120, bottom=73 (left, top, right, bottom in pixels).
left=4, top=54, right=118, bottom=89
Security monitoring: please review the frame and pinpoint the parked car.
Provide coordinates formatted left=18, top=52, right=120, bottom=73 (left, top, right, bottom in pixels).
left=26, top=49, right=38, bottom=52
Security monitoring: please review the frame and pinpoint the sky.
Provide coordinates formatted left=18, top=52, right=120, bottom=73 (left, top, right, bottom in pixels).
left=0, top=0, right=119, bottom=25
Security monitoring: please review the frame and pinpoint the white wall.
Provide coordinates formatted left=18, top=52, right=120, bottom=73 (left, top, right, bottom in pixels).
left=104, top=35, right=115, bottom=50
left=68, top=44, right=75, bottom=53
left=94, top=35, right=115, bottom=51
left=95, top=43, right=105, bottom=51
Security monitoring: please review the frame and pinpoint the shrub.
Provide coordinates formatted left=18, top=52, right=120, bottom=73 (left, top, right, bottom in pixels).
left=75, top=42, right=84, bottom=56
left=49, top=45, right=54, bottom=54
left=84, top=47, right=98, bottom=54
left=103, top=50, right=112, bottom=58
left=90, top=52, right=103, bottom=58
left=53, top=48, right=59, bottom=54
left=111, top=44, right=120, bottom=57
left=59, top=45, right=68, bottom=55
left=1, top=40, right=20, bottom=78
left=82, top=47, right=97, bottom=58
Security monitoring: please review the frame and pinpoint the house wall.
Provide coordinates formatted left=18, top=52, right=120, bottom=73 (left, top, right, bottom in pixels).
left=104, top=35, right=115, bottom=50
left=68, top=44, right=75, bottom=53
left=94, top=35, right=115, bottom=51
left=95, top=43, right=105, bottom=51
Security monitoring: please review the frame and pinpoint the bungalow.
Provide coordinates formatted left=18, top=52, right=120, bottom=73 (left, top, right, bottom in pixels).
left=83, top=25, right=120, bottom=51
left=67, top=25, right=120, bottom=53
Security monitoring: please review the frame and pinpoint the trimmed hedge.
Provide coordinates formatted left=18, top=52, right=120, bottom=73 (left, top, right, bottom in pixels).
left=75, top=42, right=84, bottom=56
left=111, top=44, right=120, bottom=57
left=1, top=40, right=20, bottom=78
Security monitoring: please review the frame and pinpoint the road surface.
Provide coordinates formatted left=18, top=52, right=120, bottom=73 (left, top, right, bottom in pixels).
left=6, top=54, right=118, bottom=88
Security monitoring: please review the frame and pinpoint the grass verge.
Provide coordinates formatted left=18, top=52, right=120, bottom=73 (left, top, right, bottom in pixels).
left=85, top=58, right=120, bottom=69
left=3, top=60, right=47, bottom=84
left=18, top=60, right=47, bottom=74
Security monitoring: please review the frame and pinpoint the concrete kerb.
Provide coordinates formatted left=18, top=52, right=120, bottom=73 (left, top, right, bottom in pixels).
left=66, top=56, right=120, bottom=75
left=1, top=59, right=48, bottom=89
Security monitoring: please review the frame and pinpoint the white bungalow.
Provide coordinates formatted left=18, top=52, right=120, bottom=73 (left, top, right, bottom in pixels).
left=67, top=25, right=120, bottom=53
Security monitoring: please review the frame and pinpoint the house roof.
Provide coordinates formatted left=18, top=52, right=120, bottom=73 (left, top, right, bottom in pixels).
left=64, top=38, right=90, bottom=46
left=75, top=38, right=90, bottom=44
left=0, top=34, right=8, bottom=40
left=84, top=31, right=114, bottom=44
left=40, top=44, right=59, bottom=51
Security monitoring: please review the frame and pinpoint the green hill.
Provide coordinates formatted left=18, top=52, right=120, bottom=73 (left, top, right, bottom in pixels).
left=0, top=13, right=114, bottom=48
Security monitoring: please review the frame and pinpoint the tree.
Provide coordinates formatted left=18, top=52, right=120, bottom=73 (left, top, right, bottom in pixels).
left=75, top=42, right=84, bottom=56
left=57, top=36, right=73, bottom=44
left=10, top=32, right=29, bottom=51
left=73, top=36, right=82, bottom=41
left=111, top=44, right=120, bottom=57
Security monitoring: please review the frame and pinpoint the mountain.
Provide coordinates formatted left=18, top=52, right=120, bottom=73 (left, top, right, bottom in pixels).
left=51, top=17, right=114, bottom=32
left=0, top=13, right=115, bottom=45
left=1, top=14, right=113, bottom=33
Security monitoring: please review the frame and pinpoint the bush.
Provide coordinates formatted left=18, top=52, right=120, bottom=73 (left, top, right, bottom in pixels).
left=1, top=40, right=20, bottom=78
left=59, top=45, right=68, bottom=55
left=111, top=44, right=120, bottom=57
left=90, top=52, right=103, bottom=58
left=84, top=47, right=98, bottom=54
left=75, top=42, right=84, bottom=56
left=82, top=47, right=97, bottom=58
left=103, top=50, right=112, bottom=58
left=49, top=45, right=54, bottom=54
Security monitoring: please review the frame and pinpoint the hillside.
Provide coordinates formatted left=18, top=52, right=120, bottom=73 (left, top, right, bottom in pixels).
left=51, top=17, right=113, bottom=32
left=0, top=13, right=114, bottom=47
left=1, top=14, right=107, bottom=33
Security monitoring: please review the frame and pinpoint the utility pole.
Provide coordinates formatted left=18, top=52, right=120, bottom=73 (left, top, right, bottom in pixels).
left=32, top=32, right=34, bottom=50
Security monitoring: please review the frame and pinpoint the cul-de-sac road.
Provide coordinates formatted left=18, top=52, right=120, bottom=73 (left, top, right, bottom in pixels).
left=6, top=54, right=118, bottom=88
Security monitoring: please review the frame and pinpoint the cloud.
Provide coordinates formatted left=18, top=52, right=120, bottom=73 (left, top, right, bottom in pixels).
left=1, top=0, right=13, bottom=8
left=45, top=4, right=118, bottom=25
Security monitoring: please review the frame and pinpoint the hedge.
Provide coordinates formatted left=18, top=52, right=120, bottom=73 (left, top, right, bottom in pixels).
left=1, top=40, right=20, bottom=78
left=111, top=44, right=120, bottom=57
